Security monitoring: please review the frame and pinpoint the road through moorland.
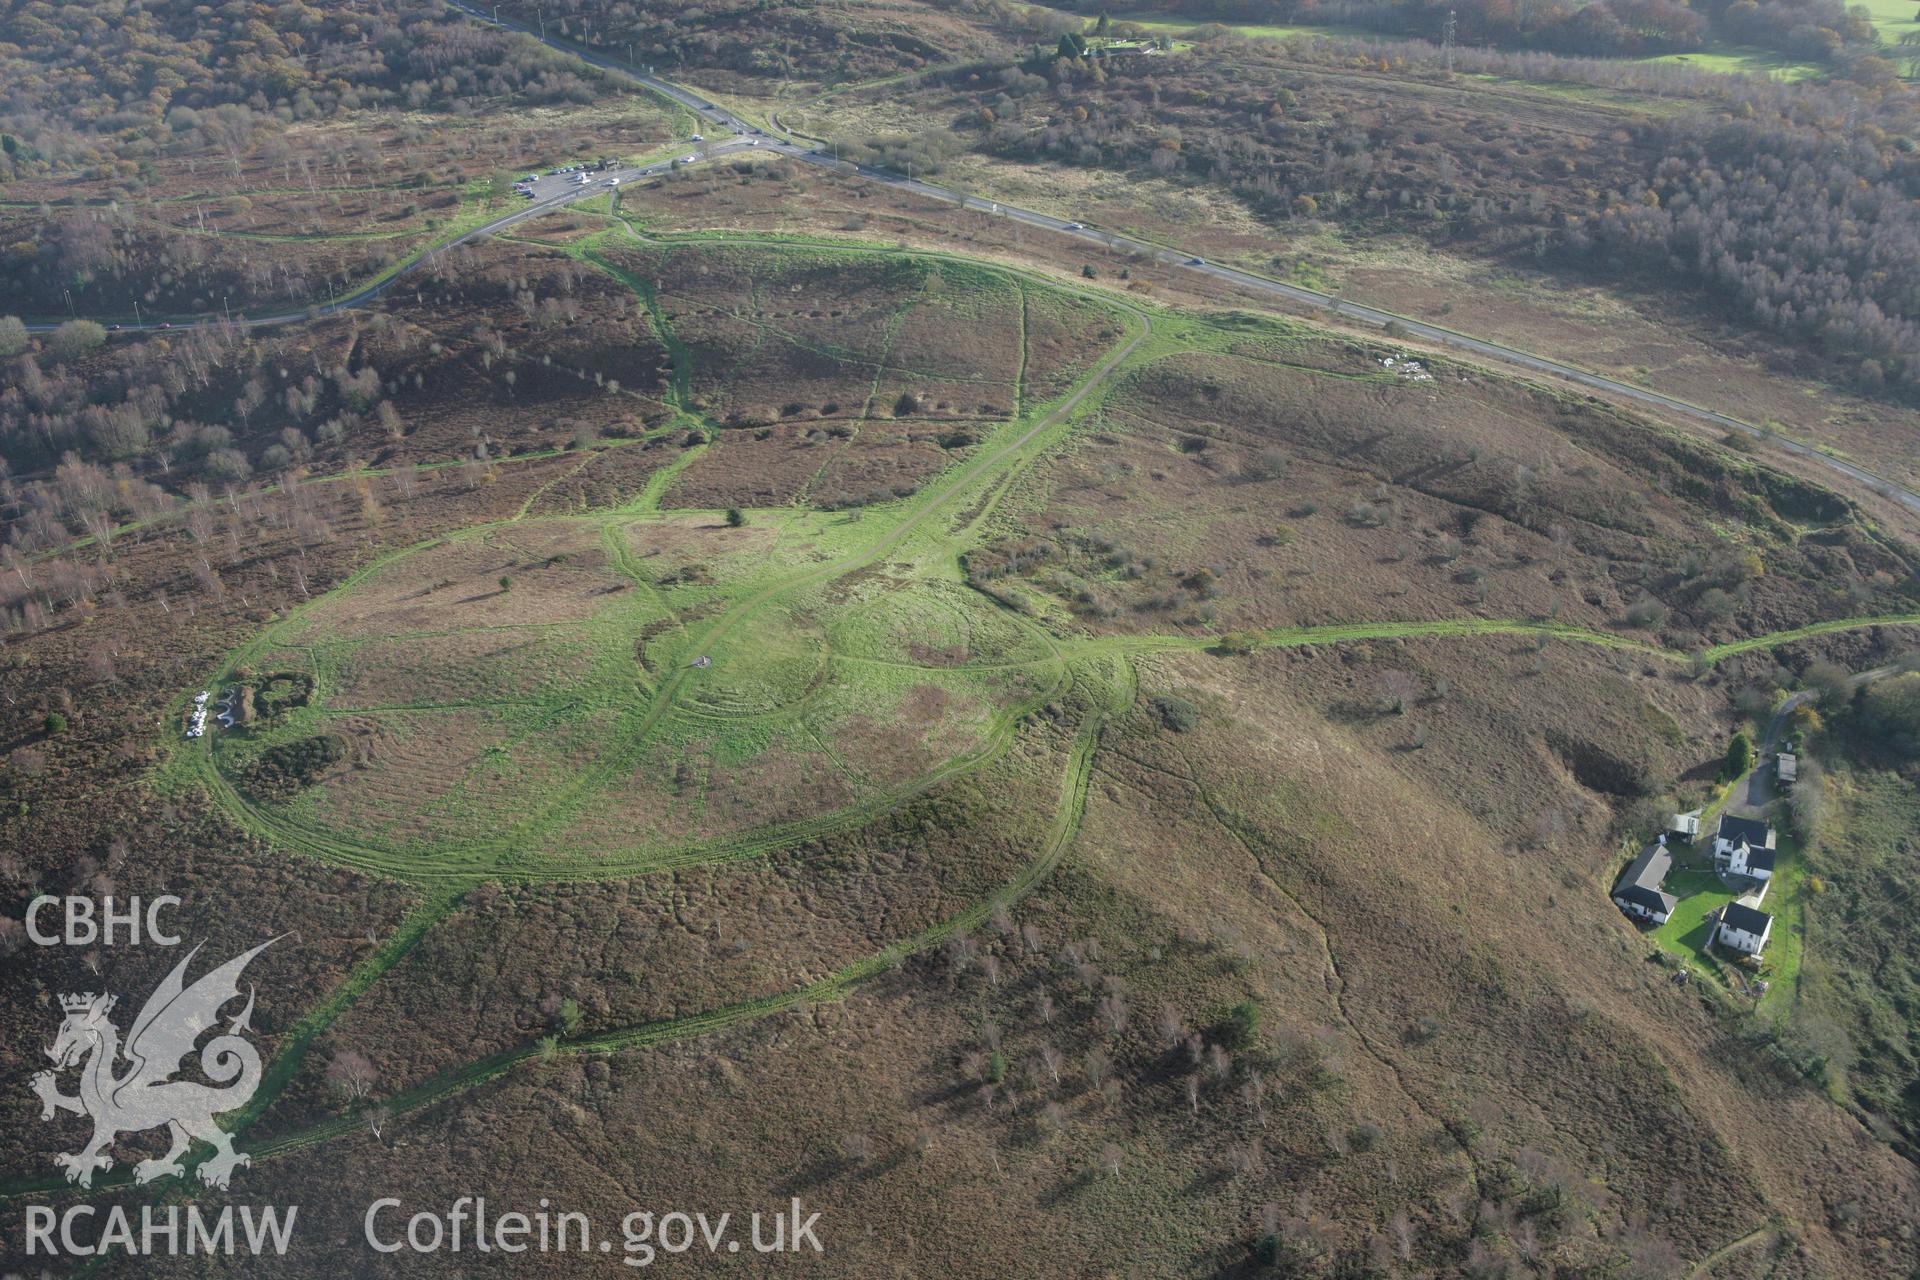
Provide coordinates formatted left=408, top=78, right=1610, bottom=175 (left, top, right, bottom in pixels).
left=438, top=1, right=1920, bottom=517
left=23, top=0, right=1920, bottom=519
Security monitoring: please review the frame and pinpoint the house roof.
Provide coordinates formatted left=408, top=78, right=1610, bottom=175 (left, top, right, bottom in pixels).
left=1613, top=843, right=1672, bottom=899
left=1742, top=844, right=1777, bottom=872
left=1616, top=885, right=1677, bottom=916
left=1717, top=814, right=1773, bottom=848
left=1720, top=901, right=1772, bottom=936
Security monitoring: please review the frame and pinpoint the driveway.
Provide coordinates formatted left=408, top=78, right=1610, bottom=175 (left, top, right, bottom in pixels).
left=1733, top=664, right=1897, bottom=815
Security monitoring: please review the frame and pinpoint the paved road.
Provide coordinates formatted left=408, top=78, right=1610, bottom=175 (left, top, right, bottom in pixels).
left=1741, top=690, right=1811, bottom=812
left=435, top=8, right=1920, bottom=515
left=1737, top=663, right=1893, bottom=812
left=31, top=0, right=1920, bottom=519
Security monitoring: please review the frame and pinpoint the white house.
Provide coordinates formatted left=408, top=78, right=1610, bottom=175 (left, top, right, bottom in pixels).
left=1668, top=809, right=1701, bottom=841
left=1612, top=841, right=1677, bottom=924
left=1713, top=813, right=1776, bottom=882
left=1714, top=901, right=1773, bottom=956
left=1724, top=840, right=1776, bottom=882
left=1713, top=814, right=1774, bottom=858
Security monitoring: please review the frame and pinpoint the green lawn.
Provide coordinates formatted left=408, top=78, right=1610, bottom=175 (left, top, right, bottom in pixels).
left=1642, top=47, right=1825, bottom=80
left=1650, top=835, right=1805, bottom=1014
left=1858, top=0, right=1920, bottom=45
left=1113, top=12, right=1382, bottom=42
left=1110, top=7, right=1912, bottom=79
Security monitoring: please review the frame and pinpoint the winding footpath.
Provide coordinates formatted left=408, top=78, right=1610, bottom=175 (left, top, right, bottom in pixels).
left=20, top=0, right=1918, bottom=518
left=12, top=27, right=1920, bottom=1264
left=32, top=0, right=1919, bottom=522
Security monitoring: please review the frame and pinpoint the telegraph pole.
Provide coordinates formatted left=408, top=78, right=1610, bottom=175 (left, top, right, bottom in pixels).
left=1443, top=8, right=1457, bottom=74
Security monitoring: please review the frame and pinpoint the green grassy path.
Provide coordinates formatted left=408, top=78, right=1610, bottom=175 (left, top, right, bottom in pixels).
left=98, top=224, right=1920, bottom=1205
left=167, top=239, right=1150, bottom=884
left=252, top=664, right=1120, bottom=1172
left=1700, top=614, right=1920, bottom=663
left=1, top=662, right=1121, bottom=1199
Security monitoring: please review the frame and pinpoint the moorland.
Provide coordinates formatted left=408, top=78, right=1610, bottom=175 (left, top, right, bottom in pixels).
left=5, top=3, right=1920, bottom=1278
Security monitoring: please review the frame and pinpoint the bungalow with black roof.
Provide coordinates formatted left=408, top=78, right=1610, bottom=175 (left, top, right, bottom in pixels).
left=1713, top=901, right=1773, bottom=956
left=1612, top=840, right=1676, bottom=924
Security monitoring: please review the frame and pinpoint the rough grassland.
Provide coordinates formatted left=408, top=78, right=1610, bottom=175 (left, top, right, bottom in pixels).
left=77, top=224, right=1919, bottom=1278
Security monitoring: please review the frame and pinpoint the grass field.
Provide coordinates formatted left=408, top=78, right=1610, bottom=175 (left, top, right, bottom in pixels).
left=1110, top=8, right=1890, bottom=79
left=1859, top=0, right=1920, bottom=45
left=1642, top=47, right=1826, bottom=79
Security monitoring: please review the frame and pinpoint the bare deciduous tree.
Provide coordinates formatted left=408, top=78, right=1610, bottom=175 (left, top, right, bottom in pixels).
left=325, top=1049, right=379, bottom=1104
left=1038, top=1043, right=1063, bottom=1086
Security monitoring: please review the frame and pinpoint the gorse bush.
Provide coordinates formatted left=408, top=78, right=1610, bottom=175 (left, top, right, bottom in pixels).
left=1150, top=695, right=1199, bottom=733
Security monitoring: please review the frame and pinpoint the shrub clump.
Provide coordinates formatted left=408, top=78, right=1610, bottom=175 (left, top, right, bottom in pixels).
left=1226, top=999, right=1261, bottom=1050
left=1149, top=694, right=1199, bottom=733
left=249, top=734, right=347, bottom=799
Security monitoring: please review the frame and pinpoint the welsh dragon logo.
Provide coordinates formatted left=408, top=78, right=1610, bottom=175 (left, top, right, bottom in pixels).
left=32, top=940, right=276, bottom=1189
